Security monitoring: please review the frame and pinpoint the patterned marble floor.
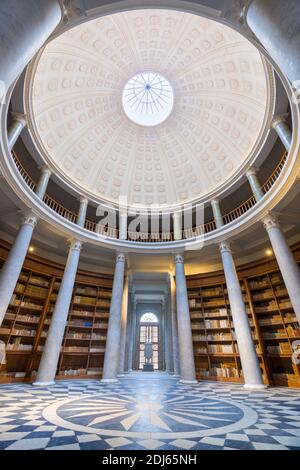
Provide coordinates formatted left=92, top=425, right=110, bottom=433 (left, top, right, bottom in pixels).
left=0, top=372, right=300, bottom=450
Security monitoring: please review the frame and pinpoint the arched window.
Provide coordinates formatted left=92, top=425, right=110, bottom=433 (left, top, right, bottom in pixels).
left=140, top=313, right=158, bottom=323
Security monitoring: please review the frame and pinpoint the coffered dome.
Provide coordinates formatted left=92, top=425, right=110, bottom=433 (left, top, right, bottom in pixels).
left=27, top=9, right=272, bottom=209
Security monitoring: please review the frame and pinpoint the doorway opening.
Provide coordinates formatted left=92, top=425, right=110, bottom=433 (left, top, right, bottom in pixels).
left=138, top=313, right=159, bottom=370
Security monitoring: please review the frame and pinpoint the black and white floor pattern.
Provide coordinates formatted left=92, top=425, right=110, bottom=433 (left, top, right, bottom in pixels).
left=0, top=373, right=300, bottom=450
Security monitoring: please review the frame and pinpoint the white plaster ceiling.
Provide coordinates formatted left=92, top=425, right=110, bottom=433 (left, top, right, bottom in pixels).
left=29, top=9, right=271, bottom=209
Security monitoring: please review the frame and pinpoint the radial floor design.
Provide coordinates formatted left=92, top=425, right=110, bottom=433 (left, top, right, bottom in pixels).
left=0, top=373, right=300, bottom=450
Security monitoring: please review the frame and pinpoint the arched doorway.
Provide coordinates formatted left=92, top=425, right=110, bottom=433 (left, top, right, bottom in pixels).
left=138, top=313, right=159, bottom=370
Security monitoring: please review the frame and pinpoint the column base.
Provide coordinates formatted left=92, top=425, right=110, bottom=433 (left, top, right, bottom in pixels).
left=101, top=378, right=119, bottom=383
left=244, top=383, right=268, bottom=390
left=32, top=381, right=56, bottom=387
left=179, top=379, right=198, bottom=385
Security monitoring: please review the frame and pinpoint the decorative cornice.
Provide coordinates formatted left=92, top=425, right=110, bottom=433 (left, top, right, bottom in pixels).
left=262, top=213, right=280, bottom=231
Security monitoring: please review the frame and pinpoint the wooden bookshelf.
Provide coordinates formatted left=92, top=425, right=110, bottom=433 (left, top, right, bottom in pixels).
left=0, top=241, right=113, bottom=383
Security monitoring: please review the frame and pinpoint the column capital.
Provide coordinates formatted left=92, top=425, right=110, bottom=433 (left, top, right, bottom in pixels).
left=68, top=239, right=83, bottom=252
left=211, top=198, right=220, bottom=207
left=79, top=197, right=89, bottom=205
left=271, top=114, right=289, bottom=129
left=22, top=214, right=37, bottom=228
left=116, top=252, right=126, bottom=263
left=175, top=253, right=184, bottom=264
left=219, top=241, right=232, bottom=254
left=38, top=165, right=52, bottom=176
left=263, top=213, right=280, bottom=230
left=246, top=166, right=259, bottom=178
left=10, top=112, right=27, bottom=126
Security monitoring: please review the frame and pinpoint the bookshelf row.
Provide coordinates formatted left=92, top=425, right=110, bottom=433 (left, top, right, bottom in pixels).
left=187, top=248, right=300, bottom=388
left=0, top=243, right=113, bottom=383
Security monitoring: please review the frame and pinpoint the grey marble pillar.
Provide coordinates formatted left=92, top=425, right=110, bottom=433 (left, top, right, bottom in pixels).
left=118, top=276, right=129, bottom=375
left=33, top=240, right=82, bottom=386
left=175, top=254, right=197, bottom=384
left=220, top=242, right=265, bottom=389
left=8, top=114, right=27, bottom=150
left=170, top=274, right=180, bottom=377
left=0, top=214, right=37, bottom=327
left=263, top=213, right=300, bottom=325
left=271, top=116, right=292, bottom=151
left=246, top=0, right=300, bottom=84
left=102, top=253, right=126, bottom=382
left=127, top=299, right=136, bottom=371
left=35, top=166, right=52, bottom=199
left=76, top=198, right=88, bottom=228
left=119, top=211, right=128, bottom=240
left=246, top=168, right=264, bottom=201
left=211, top=199, right=265, bottom=388
left=0, top=0, right=62, bottom=102
left=164, top=299, right=172, bottom=373
left=211, top=199, right=224, bottom=228
left=173, top=212, right=182, bottom=240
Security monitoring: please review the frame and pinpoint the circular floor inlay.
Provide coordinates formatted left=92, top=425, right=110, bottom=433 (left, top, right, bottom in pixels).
left=43, top=391, right=257, bottom=439
left=122, top=72, right=174, bottom=126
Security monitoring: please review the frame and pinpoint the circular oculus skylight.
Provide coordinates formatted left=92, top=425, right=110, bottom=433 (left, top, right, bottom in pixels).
left=122, top=72, right=174, bottom=127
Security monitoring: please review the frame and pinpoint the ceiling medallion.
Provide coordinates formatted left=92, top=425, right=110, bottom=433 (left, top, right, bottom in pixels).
left=122, top=72, right=174, bottom=127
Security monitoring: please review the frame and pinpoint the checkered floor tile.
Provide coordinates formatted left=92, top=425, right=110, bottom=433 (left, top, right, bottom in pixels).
left=0, top=373, right=299, bottom=450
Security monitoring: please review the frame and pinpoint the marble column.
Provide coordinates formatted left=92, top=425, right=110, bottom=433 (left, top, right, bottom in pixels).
left=35, top=166, right=52, bottom=199
left=76, top=198, right=88, bottom=228
left=263, top=213, right=300, bottom=325
left=170, top=274, right=180, bottom=377
left=102, top=253, right=126, bottom=382
left=0, top=214, right=37, bottom=327
left=211, top=199, right=265, bottom=389
left=0, top=0, right=62, bottom=102
left=175, top=254, right=197, bottom=384
left=220, top=242, right=265, bottom=389
left=246, top=0, right=300, bottom=84
left=164, top=299, right=172, bottom=373
left=8, top=114, right=27, bottom=150
left=271, top=116, right=292, bottom=151
left=118, top=275, right=129, bottom=375
left=119, top=211, right=128, bottom=240
left=211, top=199, right=224, bottom=228
left=127, top=299, right=136, bottom=371
left=33, top=240, right=82, bottom=386
left=246, top=168, right=264, bottom=201
left=173, top=212, right=182, bottom=240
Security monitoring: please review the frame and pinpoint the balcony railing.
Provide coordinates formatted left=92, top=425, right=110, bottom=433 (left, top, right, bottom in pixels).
left=11, top=151, right=287, bottom=243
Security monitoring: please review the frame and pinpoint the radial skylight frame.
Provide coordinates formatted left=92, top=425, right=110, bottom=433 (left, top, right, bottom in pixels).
left=122, top=72, right=174, bottom=127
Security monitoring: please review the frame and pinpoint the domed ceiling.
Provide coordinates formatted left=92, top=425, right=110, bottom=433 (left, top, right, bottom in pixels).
left=28, top=9, right=272, bottom=209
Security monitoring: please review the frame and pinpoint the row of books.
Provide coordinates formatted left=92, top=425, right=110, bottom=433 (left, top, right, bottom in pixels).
left=199, top=366, right=240, bottom=378
left=62, top=346, right=106, bottom=353
left=267, top=344, right=292, bottom=354
left=66, top=333, right=106, bottom=340
left=204, top=319, right=230, bottom=329
left=6, top=343, right=32, bottom=351
left=207, top=344, right=236, bottom=354
left=59, top=368, right=103, bottom=376
left=10, top=297, right=43, bottom=310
